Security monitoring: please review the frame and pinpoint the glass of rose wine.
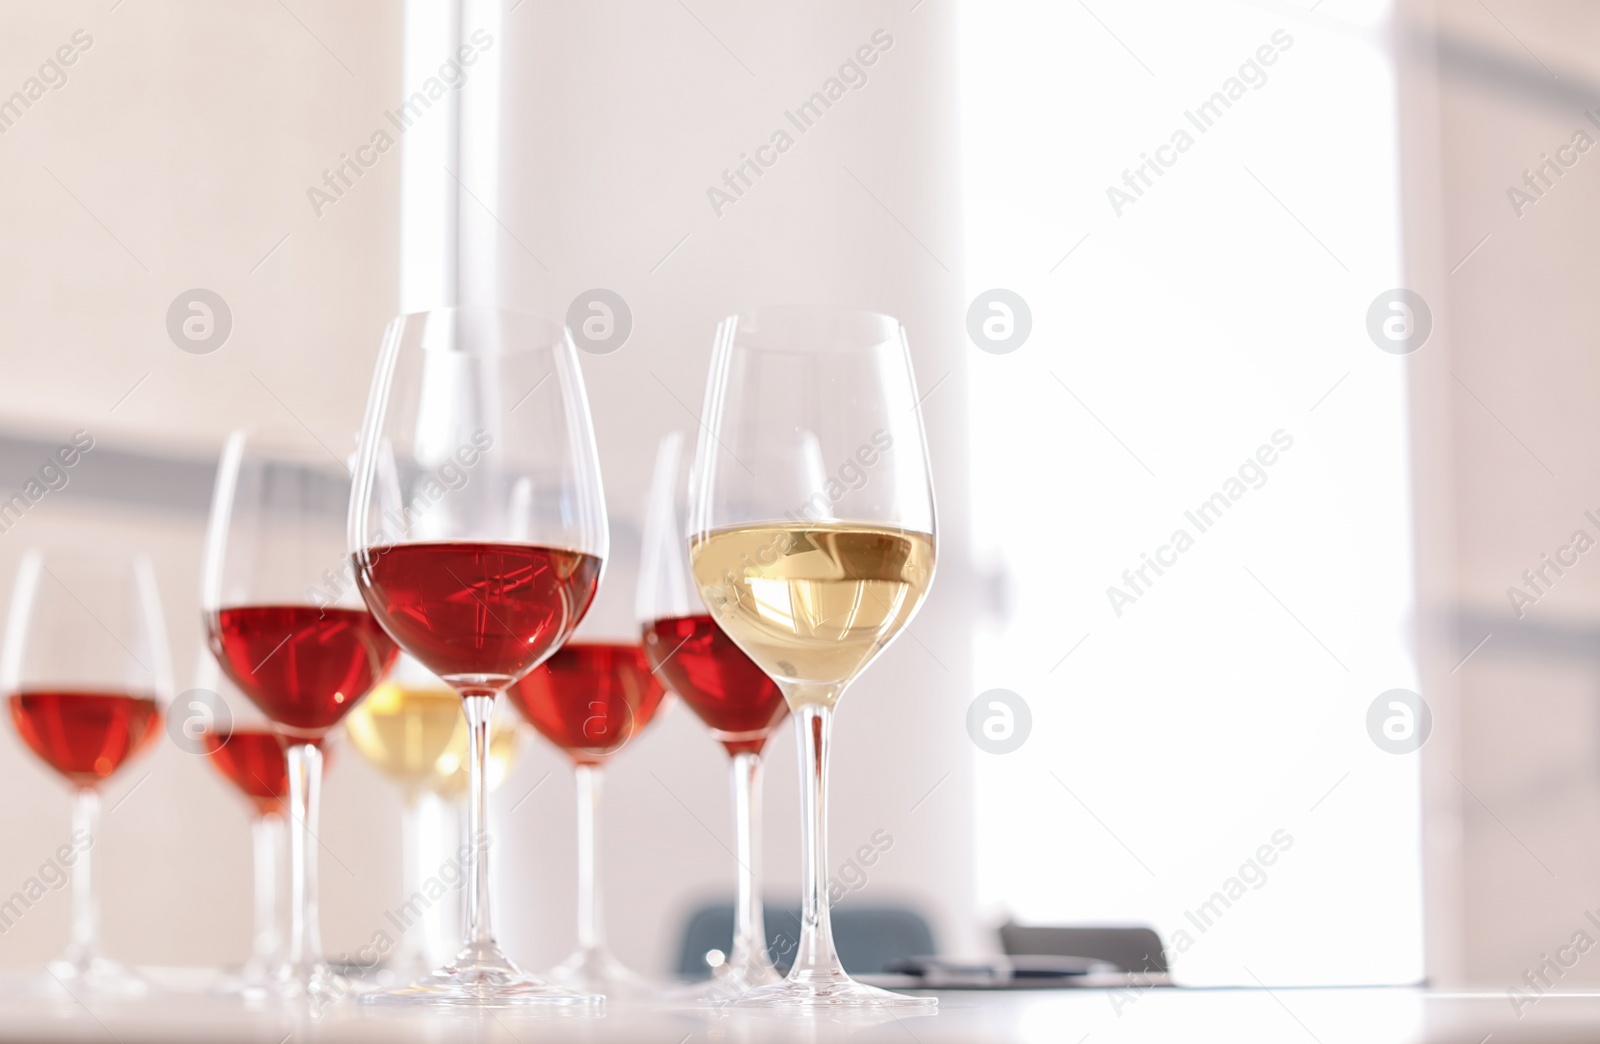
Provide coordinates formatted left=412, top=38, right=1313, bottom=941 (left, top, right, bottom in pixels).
left=509, top=637, right=667, bottom=998
left=190, top=650, right=291, bottom=997
left=349, top=307, right=607, bottom=1008
left=202, top=430, right=400, bottom=1006
left=687, top=307, right=938, bottom=1010
left=344, top=653, right=521, bottom=979
left=0, top=549, right=172, bottom=997
left=639, top=431, right=788, bottom=999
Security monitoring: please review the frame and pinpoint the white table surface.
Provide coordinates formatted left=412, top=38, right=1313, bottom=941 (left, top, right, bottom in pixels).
left=0, top=980, right=1589, bottom=1043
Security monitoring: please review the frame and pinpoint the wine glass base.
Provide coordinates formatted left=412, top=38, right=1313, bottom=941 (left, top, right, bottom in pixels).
left=257, top=963, right=357, bottom=1012
left=209, top=962, right=277, bottom=1001
left=363, top=943, right=602, bottom=1009
left=547, top=945, right=655, bottom=1001
left=339, top=951, right=431, bottom=990
left=733, top=971, right=937, bottom=1011
left=667, top=959, right=785, bottom=1006
left=42, top=955, right=150, bottom=999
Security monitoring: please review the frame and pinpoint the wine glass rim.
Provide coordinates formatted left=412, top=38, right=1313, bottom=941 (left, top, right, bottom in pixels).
left=389, top=305, right=572, bottom=353
left=393, top=304, right=561, bottom=321
left=687, top=519, right=937, bottom=539
left=353, top=536, right=601, bottom=558
left=221, top=427, right=353, bottom=473
left=722, top=304, right=904, bottom=328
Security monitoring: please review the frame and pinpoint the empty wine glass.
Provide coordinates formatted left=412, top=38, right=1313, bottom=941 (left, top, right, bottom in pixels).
left=203, top=430, right=399, bottom=1007
left=687, top=307, right=938, bottom=1010
left=0, top=549, right=173, bottom=998
left=640, top=431, right=787, bottom=1000
left=349, top=307, right=607, bottom=1008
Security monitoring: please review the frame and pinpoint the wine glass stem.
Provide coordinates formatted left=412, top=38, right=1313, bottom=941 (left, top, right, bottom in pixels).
left=793, top=704, right=843, bottom=977
left=463, top=693, right=496, bottom=947
left=286, top=742, right=325, bottom=977
left=729, top=750, right=771, bottom=972
left=574, top=763, right=604, bottom=952
left=251, top=812, right=285, bottom=970
left=68, top=787, right=100, bottom=963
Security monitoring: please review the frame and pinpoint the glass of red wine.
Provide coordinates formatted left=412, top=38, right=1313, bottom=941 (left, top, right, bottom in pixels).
left=638, top=431, right=788, bottom=1000
left=0, top=549, right=172, bottom=997
left=348, top=307, right=608, bottom=1008
left=189, top=649, right=290, bottom=998
left=509, top=640, right=668, bottom=998
left=202, top=430, right=399, bottom=1007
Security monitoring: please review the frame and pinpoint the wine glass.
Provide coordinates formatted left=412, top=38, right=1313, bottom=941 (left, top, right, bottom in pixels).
left=189, top=648, right=290, bottom=997
left=508, top=639, right=668, bottom=998
left=0, top=549, right=172, bottom=997
left=344, top=653, right=521, bottom=979
left=687, top=307, right=938, bottom=1010
left=348, top=307, right=607, bottom=1008
left=640, top=431, right=788, bottom=999
left=202, top=430, right=400, bottom=1007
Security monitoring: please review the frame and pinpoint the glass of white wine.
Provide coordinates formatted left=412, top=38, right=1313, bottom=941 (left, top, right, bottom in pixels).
left=687, top=307, right=937, bottom=1011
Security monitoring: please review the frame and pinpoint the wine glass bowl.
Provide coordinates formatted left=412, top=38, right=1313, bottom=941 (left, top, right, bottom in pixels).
left=348, top=307, right=608, bottom=1008
left=641, top=615, right=787, bottom=757
left=9, top=689, right=162, bottom=788
left=687, top=307, right=938, bottom=1010
left=208, top=604, right=395, bottom=742
left=688, top=525, right=934, bottom=704
left=511, top=643, right=666, bottom=765
left=353, top=543, right=599, bottom=695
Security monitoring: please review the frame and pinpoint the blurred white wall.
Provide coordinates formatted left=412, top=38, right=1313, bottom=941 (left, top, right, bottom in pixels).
left=1402, top=0, right=1600, bottom=991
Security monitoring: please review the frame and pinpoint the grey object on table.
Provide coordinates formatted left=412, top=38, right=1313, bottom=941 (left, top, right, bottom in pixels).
left=998, top=922, right=1169, bottom=974
left=675, top=903, right=937, bottom=979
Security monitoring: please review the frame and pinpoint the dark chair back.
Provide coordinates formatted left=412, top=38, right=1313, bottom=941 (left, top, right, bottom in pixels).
left=998, top=922, right=1168, bottom=974
left=677, top=902, right=936, bottom=979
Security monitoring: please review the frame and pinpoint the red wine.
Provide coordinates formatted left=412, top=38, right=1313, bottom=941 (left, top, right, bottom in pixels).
left=510, top=642, right=667, bottom=764
left=354, top=542, right=602, bottom=692
left=209, top=605, right=398, bottom=737
left=9, top=690, right=161, bottom=788
left=206, top=728, right=290, bottom=816
left=644, top=614, right=788, bottom=756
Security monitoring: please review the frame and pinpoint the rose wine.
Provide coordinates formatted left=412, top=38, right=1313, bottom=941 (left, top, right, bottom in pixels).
left=353, top=542, right=602, bottom=692
left=344, top=681, right=520, bottom=793
left=689, top=523, right=935, bottom=703
left=207, top=728, right=290, bottom=816
left=9, top=690, right=161, bottom=788
left=510, top=643, right=667, bottom=764
left=644, top=614, right=787, bottom=756
left=209, top=605, right=399, bottom=737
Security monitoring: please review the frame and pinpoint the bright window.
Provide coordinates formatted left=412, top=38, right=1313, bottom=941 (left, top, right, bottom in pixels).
left=959, top=0, right=1422, bottom=985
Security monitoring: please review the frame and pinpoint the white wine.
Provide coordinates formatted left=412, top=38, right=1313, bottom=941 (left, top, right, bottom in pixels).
left=690, top=522, right=935, bottom=705
left=345, top=682, right=519, bottom=795
left=434, top=701, right=519, bottom=797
